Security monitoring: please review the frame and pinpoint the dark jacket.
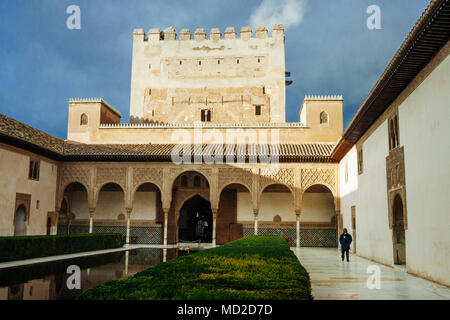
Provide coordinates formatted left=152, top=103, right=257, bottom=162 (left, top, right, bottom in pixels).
left=339, top=233, right=353, bottom=250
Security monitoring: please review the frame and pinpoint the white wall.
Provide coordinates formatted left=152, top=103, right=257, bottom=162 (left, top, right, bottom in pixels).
left=340, top=47, right=450, bottom=285
left=398, top=54, right=450, bottom=285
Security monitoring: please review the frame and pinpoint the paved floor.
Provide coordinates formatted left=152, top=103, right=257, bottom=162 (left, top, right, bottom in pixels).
left=292, top=247, right=450, bottom=300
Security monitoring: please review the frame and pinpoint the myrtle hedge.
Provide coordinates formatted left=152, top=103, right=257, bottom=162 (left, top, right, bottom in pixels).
left=0, top=233, right=125, bottom=262
left=80, top=236, right=313, bottom=300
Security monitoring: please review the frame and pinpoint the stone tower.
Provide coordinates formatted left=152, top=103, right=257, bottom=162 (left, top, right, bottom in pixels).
left=129, top=25, right=286, bottom=124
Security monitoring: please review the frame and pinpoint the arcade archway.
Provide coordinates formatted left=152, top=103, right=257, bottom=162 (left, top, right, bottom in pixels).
left=178, top=195, right=212, bottom=243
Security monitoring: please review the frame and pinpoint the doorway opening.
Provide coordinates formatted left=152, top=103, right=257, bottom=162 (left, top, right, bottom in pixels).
left=392, top=194, right=406, bottom=265
left=178, top=195, right=212, bottom=243
left=14, top=204, right=27, bottom=236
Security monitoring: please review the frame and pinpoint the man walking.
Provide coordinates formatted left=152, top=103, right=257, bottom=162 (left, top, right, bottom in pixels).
left=339, top=228, right=353, bottom=262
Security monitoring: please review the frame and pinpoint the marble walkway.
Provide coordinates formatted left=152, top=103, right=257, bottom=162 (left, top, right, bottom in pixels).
left=292, top=247, right=450, bottom=300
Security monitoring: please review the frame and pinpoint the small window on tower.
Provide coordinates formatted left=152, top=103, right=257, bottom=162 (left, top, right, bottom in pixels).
left=237, top=59, right=240, bottom=64
left=181, top=175, right=188, bottom=187
left=148, top=89, right=152, bottom=95
left=218, top=60, right=220, bottom=64
left=262, top=86, right=265, bottom=94
left=80, top=113, right=88, bottom=126
left=194, top=175, right=201, bottom=187
left=180, top=60, right=182, bottom=65
left=255, top=105, right=261, bottom=116
left=201, top=109, right=211, bottom=122
left=320, top=111, right=329, bottom=125
left=149, top=64, right=151, bottom=69
left=198, top=60, right=202, bottom=65
left=257, top=57, right=261, bottom=63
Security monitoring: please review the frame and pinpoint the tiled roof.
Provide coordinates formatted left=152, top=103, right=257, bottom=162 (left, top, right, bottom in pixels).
left=0, top=113, right=335, bottom=162
left=0, top=113, right=65, bottom=156
left=63, top=142, right=335, bottom=162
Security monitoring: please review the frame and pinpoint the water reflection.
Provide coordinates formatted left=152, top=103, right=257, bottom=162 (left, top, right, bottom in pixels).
left=0, top=248, right=181, bottom=300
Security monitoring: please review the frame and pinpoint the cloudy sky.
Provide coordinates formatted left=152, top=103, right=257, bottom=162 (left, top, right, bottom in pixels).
left=0, top=0, right=430, bottom=139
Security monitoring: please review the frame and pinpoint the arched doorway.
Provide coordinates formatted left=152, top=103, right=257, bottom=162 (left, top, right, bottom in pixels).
left=58, top=182, right=89, bottom=234
left=14, top=204, right=27, bottom=236
left=301, top=184, right=337, bottom=247
left=178, top=195, right=212, bottom=243
left=392, top=194, right=406, bottom=265
left=169, top=171, right=210, bottom=244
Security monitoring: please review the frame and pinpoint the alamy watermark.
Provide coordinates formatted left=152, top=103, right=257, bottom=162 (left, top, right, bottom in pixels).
left=366, top=265, right=381, bottom=289
left=367, top=5, right=381, bottom=30
left=66, top=5, right=81, bottom=30
left=66, top=265, right=81, bottom=290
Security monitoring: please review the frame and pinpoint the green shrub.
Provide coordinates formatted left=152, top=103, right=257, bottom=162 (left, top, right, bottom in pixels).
left=81, top=236, right=312, bottom=300
left=0, top=233, right=124, bottom=262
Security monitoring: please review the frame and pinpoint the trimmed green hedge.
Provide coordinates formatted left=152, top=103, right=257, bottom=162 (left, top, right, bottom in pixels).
left=0, top=233, right=125, bottom=262
left=80, top=236, right=313, bottom=300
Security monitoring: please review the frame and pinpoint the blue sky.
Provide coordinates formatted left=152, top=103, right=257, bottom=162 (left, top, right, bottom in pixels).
left=0, top=0, right=430, bottom=139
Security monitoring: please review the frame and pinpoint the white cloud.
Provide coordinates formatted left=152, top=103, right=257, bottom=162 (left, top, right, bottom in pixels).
left=249, top=0, right=307, bottom=30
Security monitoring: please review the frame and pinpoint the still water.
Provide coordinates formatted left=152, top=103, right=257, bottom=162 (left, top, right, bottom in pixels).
left=0, top=248, right=188, bottom=300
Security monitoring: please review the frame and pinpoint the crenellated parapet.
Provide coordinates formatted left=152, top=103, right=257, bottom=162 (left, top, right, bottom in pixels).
left=304, top=95, right=344, bottom=101
left=133, top=25, right=284, bottom=42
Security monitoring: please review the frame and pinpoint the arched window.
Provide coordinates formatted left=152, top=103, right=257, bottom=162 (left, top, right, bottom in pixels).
left=193, top=175, right=201, bottom=187
left=320, top=111, right=329, bottom=124
left=181, top=175, right=188, bottom=187
left=80, top=113, right=88, bottom=125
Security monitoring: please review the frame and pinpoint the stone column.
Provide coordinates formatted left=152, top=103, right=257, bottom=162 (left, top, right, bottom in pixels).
left=125, top=208, right=132, bottom=245
left=212, top=209, right=218, bottom=247
left=88, top=208, right=95, bottom=233
left=253, top=209, right=259, bottom=235
left=163, top=209, right=169, bottom=247
left=295, top=210, right=301, bottom=248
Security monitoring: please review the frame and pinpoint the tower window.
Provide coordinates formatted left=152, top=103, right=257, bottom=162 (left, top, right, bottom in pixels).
left=255, top=105, right=261, bottom=116
left=148, top=89, right=152, bottom=95
left=80, top=113, right=88, bottom=126
left=149, top=64, right=151, bottom=69
left=262, top=86, right=265, bottom=94
left=218, top=60, right=220, bottom=64
left=257, top=57, right=261, bottom=63
left=201, top=109, right=211, bottom=122
left=181, top=175, right=188, bottom=187
left=198, top=60, right=202, bottom=65
left=193, top=175, right=201, bottom=187
left=180, top=60, right=182, bottom=65
left=237, top=59, right=240, bottom=64
left=320, top=111, right=329, bottom=125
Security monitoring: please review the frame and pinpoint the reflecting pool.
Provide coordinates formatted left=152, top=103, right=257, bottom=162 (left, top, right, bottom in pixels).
left=0, top=248, right=181, bottom=300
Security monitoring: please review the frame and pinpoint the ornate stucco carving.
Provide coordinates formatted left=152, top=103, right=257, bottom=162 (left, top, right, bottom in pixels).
left=132, top=167, right=163, bottom=192
left=96, top=167, right=127, bottom=190
left=218, top=168, right=252, bottom=192
left=301, top=168, right=336, bottom=193
left=259, top=168, right=295, bottom=192
left=60, top=166, right=91, bottom=191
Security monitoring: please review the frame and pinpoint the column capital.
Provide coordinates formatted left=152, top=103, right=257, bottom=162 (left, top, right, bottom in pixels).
left=211, top=208, right=219, bottom=215
left=335, top=210, right=341, bottom=216
left=253, top=208, right=259, bottom=216
left=295, top=209, right=301, bottom=217
left=125, top=208, right=132, bottom=218
left=88, top=207, right=95, bottom=218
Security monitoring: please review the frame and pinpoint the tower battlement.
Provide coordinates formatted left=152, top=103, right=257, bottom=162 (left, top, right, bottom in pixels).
left=133, top=25, right=284, bottom=42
